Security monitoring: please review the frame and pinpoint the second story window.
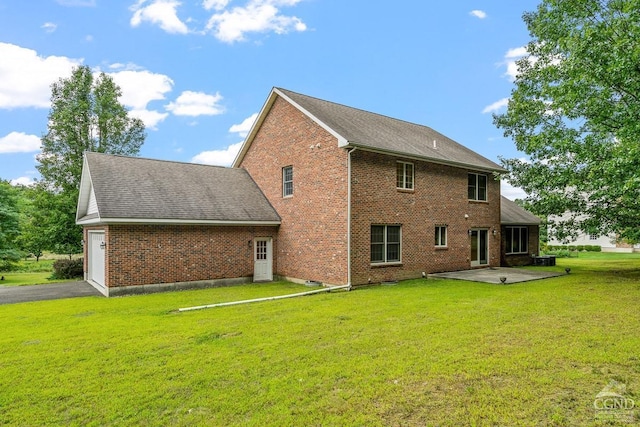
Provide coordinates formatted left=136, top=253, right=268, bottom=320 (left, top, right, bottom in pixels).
left=396, top=161, right=414, bottom=190
left=468, top=173, right=487, bottom=201
left=283, top=166, right=293, bottom=197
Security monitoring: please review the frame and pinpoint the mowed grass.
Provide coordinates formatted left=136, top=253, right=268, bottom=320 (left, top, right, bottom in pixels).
left=0, top=272, right=65, bottom=286
left=1, top=257, right=82, bottom=286
left=1, top=255, right=639, bottom=426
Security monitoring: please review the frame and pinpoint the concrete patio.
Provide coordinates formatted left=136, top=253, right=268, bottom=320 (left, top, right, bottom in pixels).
left=428, top=267, right=565, bottom=284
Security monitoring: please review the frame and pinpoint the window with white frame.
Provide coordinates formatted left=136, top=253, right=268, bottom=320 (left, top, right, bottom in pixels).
left=435, top=225, right=447, bottom=247
left=589, top=234, right=598, bottom=241
left=505, top=226, right=528, bottom=254
left=396, top=161, right=414, bottom=190
left=282, top=166, right=293, bottom=197
left=468, top=173, right=487, bottom=201
left=371, top=225, right=401, bottom=264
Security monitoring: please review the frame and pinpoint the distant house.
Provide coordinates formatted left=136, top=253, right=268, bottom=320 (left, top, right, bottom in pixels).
left=547, top=214, right=638, bottom=252
left=77, top=87, right=541, bottom=296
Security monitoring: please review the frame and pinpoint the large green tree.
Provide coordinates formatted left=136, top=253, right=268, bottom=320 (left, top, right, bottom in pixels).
left=0, top=181, right=21, bottom=271
left=16, top=183, right=57, bottom=261
left=494, top=0, right=640, bottom=242
left=38, top=65, right=145, bottom=192
left=35, top=65, right=146, bottom=255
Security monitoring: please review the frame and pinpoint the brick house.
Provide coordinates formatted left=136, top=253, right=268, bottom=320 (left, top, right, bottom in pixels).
left=77, top=87, right=540, bottom=295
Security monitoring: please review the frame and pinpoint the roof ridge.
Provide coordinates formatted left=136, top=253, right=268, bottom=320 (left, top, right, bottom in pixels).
left=86, top=151, right=240, bottom=171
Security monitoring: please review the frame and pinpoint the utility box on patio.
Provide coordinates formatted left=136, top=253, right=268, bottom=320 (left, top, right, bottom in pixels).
left=534, top=255, right=556, bottom=266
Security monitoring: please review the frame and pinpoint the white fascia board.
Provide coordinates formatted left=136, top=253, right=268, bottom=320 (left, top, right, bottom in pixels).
left=274, top=88, right=348, bottom=146
left=232, top=89, right=278, bottom=168
left=343, top=143, right=507, bottom=174
left=76, top=155, right=92, bottom=222
left=233, top=88, right=349, bottom=167
left=78, top=217, right=281, bottom=226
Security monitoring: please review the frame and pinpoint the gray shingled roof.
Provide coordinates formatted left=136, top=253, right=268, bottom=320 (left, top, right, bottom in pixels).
left=79, top=152, right=280, bottom=224
left=276, top=88, right=506, bottom=172
left=501, top=196, right=540, bottom=225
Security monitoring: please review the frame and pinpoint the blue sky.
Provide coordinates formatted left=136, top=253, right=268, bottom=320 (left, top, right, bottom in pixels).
left=0, top=0, right=539, bottom=198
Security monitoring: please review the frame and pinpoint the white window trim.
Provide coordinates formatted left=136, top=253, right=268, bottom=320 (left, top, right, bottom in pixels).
left=282, top=165, right=293, bottom=198
left=506, top=226, right=528, bottom=254
left=396, top=161, right=414, bottom=190
left=435, top=225, right=447, bottom=248
left=371, top=225, right=402, bottom=265
left=468, top=172, right=488, bottom=201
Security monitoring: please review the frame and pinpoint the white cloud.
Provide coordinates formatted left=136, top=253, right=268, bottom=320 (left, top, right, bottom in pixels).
left=165, top=91, right=224, bottom=116
left=470, top=10, right=487, bottom=19
left=109, top=62, right=145, bottom=71
left=482, top=97, right=509, bottom=114
left=501, top=46, right=528, bottom=81
left=203, top=0, right=229, bottom=10
left=0, top=42, right=82, bottom=109
left=130, top=0, right=189, bottom=34
left=505, top=46, right=527, bottom=59
left=205, top=0, right=307, bottom=43
left=42, top=22, right=58, bottom=33
left=501, top=180, right=527, bottom=200
left=129, top=109, right=170, bottom=130
left=229, top=112, right=258, bottom=137
left=11, top=176, right=36, bottom=186
left=191, top=141, right=243, bottom=166
left=109, top=69, right=174, bottom=110
left=107, top=67, right=174, bottom=129
left=0, top=132, right=41, bottom=154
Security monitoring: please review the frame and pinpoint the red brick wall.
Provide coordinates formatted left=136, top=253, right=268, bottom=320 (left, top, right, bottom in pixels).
left=350, top=151, right=502, bottom=284
left=103, top=225, right=277, bottom=288
left=239, top=96, right=350, bottom=284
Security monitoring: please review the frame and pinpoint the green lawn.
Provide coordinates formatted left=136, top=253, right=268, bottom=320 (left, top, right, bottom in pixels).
left=1, top=254, right=639, bottom=426
left=0, top=271, right=70, bottom=286
left=0, top=257, right=82, bottom=286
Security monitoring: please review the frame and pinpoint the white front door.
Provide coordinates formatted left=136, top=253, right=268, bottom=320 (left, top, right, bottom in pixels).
left=470, top=229, right=489, bottom=267
left=89, top=231, right=106, bottom=288
left=253, top=237, right=273, bottom=281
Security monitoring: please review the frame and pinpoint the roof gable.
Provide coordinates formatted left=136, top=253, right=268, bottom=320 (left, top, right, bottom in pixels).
left=234, top=87, right=506, bottom=172
left=501, top=196, right=541, bottom=225
left=77, top=152, right=281, bottom=225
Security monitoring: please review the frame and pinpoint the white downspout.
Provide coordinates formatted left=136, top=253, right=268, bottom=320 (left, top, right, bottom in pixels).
left=178, top=285, right=351, bottom=312
left=347, top=147, right=357, bottom=289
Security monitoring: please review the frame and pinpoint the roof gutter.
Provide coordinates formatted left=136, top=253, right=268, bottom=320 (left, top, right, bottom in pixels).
left=343, top=142, right=507, bottom=174
left=76, top=217, right=282, bottom=226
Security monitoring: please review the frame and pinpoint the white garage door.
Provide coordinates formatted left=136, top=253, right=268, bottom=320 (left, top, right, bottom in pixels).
left=89, top=232, right=106, bottom=288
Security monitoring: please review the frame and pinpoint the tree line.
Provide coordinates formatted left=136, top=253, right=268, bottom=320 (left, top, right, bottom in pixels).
left=0, top=66, right=145, bottom=271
